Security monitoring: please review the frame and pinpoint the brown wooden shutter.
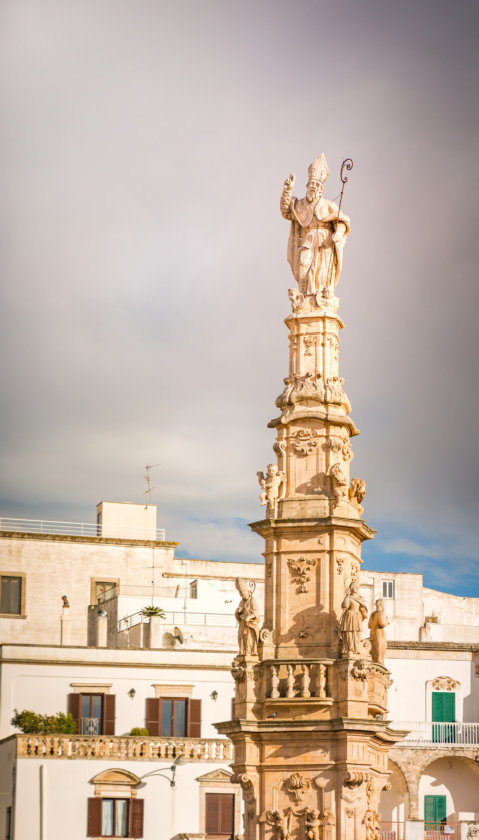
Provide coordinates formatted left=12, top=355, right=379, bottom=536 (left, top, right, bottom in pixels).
left=103, top=694, right=116, bottom=735
left=206, top=793, right=220, bottom=834
left=67, top=693, right=81, bottom=734
left=187, top=699, right=201, bottom=737
left=130, top=799, right=144, bottom=838
left=146, top=698, right=160, bottom=736
left=87, top=798, right=102, bottom=837
left=219, top=794, right=234, bottom=836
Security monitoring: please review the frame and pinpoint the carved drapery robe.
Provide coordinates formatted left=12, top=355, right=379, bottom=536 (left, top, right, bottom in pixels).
left=280, top=190, right=351, bottom=295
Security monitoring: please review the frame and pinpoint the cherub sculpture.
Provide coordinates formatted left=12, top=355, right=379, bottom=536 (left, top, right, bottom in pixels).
left=257, top=464, right=286, bottom=516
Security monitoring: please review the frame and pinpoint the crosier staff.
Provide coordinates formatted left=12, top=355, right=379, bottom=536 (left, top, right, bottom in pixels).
left=327, top=157, right=354, bottom=289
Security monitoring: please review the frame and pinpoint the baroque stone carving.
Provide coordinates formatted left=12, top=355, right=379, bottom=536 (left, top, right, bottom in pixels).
left=344, top=771, right=370, bottom=788
left=284, top=772, right=311, bottom=804
left=368, top=599, right=389, bottom=665
left=260, top=810, right=291, bottom=840
left=363, top=810, right=381, bottom=840
left=288, top=288, right=305, bottom=312
left=280, top=155, right=350, bottom=298
left=291, top=429, right=318, bottom=456
left=345, top=808, right=354, bottom=819
left=432, top=676, right=459, bottom=691
left=235, top=578, right=260, bottom=656
left=338, top=581, right=368, bottom=657
left=303, top=335, right=317, bottom=356
left=349, top=478, right=366, bottom=512
left=325, top=438, right=342, bottom=454
left=287, top=557, right=317, bottom=593
left=336, top=557, right=344, bottom=575
left=305, top=810, right=322, bottom=840
left=342, top=439, right=353, bottom=461
left=351, top=660, right=368, bottom=681
left=258, top=464, right=286, bottom=516
left=329, top=463, right=348, bottom=503
left=324, top=376, right=350, bottom=411
left=276, top=373, right=325, bottom=409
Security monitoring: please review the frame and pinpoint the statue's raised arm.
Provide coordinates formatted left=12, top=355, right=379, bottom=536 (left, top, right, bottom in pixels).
left=280, top=154, right=351, bottom=302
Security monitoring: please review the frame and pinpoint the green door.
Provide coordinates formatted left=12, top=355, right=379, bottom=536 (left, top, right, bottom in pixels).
left=432, top=692, right=455, bottom=743
left=425, top=794, right=447, bottom=824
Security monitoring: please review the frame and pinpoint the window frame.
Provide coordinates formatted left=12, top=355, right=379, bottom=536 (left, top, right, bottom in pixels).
left=382, top=579, right=395, bottom=599
left=101, top=798, right=129, bottom=838
left=0, top=573, right=26, bottom=617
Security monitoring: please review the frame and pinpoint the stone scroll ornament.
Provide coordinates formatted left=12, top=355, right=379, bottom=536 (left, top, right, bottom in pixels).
left=234, top=578, right=260, bottom=657
left=280, top=155, right=353, bottom=300
left=287, top=557, right=317, bottom=594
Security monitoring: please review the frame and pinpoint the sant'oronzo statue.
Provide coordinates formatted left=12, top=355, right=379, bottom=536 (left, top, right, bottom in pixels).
left=280, top=154, right=350, bottom=298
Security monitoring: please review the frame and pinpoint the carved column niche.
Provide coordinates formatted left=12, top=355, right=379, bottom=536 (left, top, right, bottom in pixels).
left=216, top=153, right=406, bottom=840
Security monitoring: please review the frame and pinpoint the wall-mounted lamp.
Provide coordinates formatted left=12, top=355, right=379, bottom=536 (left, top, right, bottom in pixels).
left=128, top=688, right=136, bottom=698
left=141, top=755, right=185, bottom=787
left=210, top=690, right=218, bottom=701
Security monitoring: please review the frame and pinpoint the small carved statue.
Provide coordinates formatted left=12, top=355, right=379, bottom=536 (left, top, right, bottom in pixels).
left=62, top=595, right=70, bottom=608
left=280, top=154, right=350, bottom=298
left=305, top=810, right=322, bottom=840
left=363, top=811, right=381, bottom=840
left=269, top=810, right=291, bottom=840
left=257, top=464, right=286, bottom=516
left=235, top=578, right=260, bottom=657
left=368, top=598, right=389, bottom=665
left=338, top=581, right=368, bottom=656
left=349, top=478, right=366, bottom=509
left=329, top=463, right=348, bottom=503
left=288, top=288, right=305, bottom=311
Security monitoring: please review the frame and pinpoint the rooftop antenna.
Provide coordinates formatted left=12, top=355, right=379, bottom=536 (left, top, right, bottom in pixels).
left=144, top=463, right=161, bottom=508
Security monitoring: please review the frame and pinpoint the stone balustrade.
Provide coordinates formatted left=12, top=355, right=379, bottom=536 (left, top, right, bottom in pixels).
left=265, top=660, right=332, bottom=700
left=15, top=734, right=234, bottom=761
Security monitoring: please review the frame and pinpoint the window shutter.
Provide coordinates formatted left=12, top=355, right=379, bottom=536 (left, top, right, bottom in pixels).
left=436, top=795, right=447, bottom=822
left=130, top=799, right=144, bottom=838
left=219, top=794, right=234, bottom=836
left=443, top=692, right=455, bottom=722
left=68, top=694, right=81, bottom=734
left=187, top=698, right=201, bottom=737
left=103, top=694, right=116, bottom=735
left=206, top=794, right=220, bottom=834
left=87, top=798, right=102, bottom=837
left=146, top=698, right=160, bottom=736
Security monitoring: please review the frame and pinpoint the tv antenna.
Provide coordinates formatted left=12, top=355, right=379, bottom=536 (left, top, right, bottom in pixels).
left=144, top=463, right=161, bottom=506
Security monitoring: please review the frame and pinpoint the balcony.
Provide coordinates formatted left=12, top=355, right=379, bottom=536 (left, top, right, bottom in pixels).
left=14, top=734, right=233, bottom=761
left=390, top=720, right=479, bottom=746
left=0, top=516, right=166, bottom=541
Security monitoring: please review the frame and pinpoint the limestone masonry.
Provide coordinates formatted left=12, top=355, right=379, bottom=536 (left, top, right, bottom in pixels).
left=217, top=154, right=405, bottom=840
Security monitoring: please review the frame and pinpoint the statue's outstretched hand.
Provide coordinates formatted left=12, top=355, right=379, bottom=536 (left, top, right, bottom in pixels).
left=284, top=172, right=295, bottom=188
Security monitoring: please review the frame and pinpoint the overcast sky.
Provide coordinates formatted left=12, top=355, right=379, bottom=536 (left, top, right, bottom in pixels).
left=1, top=0, right=478, bottom=596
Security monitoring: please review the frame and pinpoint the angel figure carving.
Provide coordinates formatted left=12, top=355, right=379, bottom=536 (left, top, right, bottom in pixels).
left=260, top=810, right=291, bottom=840
left=257, top=464, right=286, bottom=516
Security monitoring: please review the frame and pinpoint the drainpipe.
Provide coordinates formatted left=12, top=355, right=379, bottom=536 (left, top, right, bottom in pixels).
left=39, top=764, right=44, bottom=840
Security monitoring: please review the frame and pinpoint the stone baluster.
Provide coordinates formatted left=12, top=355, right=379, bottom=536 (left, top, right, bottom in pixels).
left=286, top=664, right=295, bottom=698
left=317, top=663, right=327, bottom=699
left=300, top=664, right=311, bottom=698
left=270, top=664, right=280, bottom=698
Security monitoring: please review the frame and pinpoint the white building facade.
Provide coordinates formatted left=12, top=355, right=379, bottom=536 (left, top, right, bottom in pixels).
left=0, top=504, right=478, bottom=839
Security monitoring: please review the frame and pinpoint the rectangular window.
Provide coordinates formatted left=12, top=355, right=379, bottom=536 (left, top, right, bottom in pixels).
left=146, top=697, right=201, bottom=737
left=95, top=581, right=116, bottom=602
left=424, top=794, right=447, bottom=824
left=205, top=793, right=234, bottom=839
left=160, top=698, right=187, bottom=736
left=382, top=580, right=395, bottom=599
left=102, top=799, right=129, bottom=837
left=0, top=575, right=22, bottom=614
left=432, top=691, right=455, bottom=744
left=81, top=694, right=103, bottom=735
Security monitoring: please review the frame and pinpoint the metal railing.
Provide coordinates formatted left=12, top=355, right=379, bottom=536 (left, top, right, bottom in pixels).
left=16, top=734, right=233, bottom=762
left=118, top=609, right=237, bottom=633
left=390, top=720, right=479, bottom=746
left=99, top=584, right=197, bottom=604
left=0, top=517, right=166, bottom=541
left=80, top=717, right=101, bottom=735
left=380, top=822, right=405, bottom=840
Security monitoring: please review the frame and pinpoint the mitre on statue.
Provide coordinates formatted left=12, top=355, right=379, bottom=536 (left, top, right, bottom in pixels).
left=308, top=153, right=330, bottom=182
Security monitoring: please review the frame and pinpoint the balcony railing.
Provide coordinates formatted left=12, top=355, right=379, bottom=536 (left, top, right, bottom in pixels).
left=390, top=720, right=479, bottom=746
left=0, top=517, right=166, bottom=541
left=380, top=822, right=405, bottom=840
left=118, top=609, right=237, bottom=633
left=99, top=584, right=198, bottom=604
left=15, top=734, right=233, bottom=761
